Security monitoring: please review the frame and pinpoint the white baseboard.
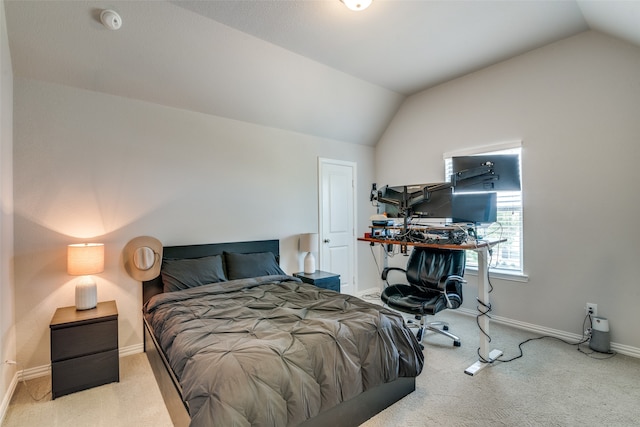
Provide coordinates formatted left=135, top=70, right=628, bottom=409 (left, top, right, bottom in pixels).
left=120, top=343, right=144, bottom=358
left=357, top=288, right=640, bottom=359
left=19, top=364, right=49, bottom=381
left=14, top=343, right=145, bottom=382
left=0, top=371, right=19, bottom=426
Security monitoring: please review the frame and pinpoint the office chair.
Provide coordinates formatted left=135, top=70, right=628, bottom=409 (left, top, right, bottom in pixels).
left=381, top=247, right=466, bottom=348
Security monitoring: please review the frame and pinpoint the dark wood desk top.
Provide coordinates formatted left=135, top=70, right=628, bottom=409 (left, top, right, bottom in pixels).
left=357, top=236, right=506, bottom=251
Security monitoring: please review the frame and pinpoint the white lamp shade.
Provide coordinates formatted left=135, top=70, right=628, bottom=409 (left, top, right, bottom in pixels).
left=299, top=233, right=318, bottom=253
left=68, top=243, right=104, bottom=275
left=68, top=243, right=104, bottom=310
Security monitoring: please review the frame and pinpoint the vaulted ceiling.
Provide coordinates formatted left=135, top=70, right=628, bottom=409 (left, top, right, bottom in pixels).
left=5, top=0, right=640, bottom=145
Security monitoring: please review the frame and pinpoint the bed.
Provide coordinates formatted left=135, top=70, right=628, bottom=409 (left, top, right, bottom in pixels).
left=142, top=239, right=423, bottom=427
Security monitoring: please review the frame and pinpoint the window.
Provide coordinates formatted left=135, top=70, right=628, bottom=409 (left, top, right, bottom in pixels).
left=444, top=143, right=523, bottom=275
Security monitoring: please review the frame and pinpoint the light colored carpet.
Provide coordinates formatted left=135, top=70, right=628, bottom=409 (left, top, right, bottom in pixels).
left=3, top=311, right=639, bottom=426
left=3, top=353, right=173, bottom=427
left=361, top=310, right=640, bottom=427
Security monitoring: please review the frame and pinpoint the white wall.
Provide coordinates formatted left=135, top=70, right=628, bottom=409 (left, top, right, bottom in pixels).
left=376, top=31, right=640, bottom=350
left=0, top=0, right=16, bottom=417
left=13, top=78, right=378, bottom=370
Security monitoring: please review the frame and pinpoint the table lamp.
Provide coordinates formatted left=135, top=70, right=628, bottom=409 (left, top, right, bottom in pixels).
left=299, top=233, right=318, bottom=274
left=67, top=243, right=104, bottom=310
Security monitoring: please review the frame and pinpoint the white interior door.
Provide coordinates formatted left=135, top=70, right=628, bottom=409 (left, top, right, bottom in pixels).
left=319, top=158, right=356, bottom=295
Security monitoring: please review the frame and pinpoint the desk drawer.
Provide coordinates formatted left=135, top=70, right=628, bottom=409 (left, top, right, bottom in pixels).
left=51, top=319, right=118, bottom=361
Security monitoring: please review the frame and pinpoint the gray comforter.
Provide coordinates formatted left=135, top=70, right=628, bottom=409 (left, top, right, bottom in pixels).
left=144, top=275, right=424, bottom=427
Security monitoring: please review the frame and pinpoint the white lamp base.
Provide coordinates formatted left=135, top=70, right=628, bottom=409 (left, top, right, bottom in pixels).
left=76, top=276, right=97, bottom=310
left=304, top=252, right=316, bottom=274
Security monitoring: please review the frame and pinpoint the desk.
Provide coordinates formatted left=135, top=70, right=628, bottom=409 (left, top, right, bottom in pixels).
left=358, top=236, right=505, bottom=375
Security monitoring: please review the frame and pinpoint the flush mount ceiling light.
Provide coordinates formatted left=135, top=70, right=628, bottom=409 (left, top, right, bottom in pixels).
left=100, top=9, right=122, bottom=30
left=341, top=0, right=372, bottom=11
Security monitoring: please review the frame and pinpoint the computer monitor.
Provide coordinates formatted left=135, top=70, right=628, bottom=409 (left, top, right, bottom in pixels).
left=411, top=187, right=453, bottom=219
left=376, top=185, right=403, bottom=217
left=452, top=154, right=520, bottom=193
left=379, top=201, right=401, bottom=218
left=450, top=192, right=497, bottom=224
left=377, top=183, right=451, bottom=218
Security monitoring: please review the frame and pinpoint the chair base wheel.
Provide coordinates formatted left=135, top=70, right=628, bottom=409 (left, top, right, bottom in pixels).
left=453, top=341, right=461, bottom=347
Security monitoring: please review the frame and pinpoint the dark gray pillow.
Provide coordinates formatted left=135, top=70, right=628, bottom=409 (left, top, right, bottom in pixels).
left=224, top=251, right=285, bottom=280
left=161, top=255, right=227, bottom=293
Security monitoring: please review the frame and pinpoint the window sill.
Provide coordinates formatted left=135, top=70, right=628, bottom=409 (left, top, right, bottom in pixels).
left=464, top=267, right=529, bottom=283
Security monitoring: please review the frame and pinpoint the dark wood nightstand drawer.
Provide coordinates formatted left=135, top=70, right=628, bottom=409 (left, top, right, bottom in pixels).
left=51, top=319, right=118, bottom=361
left=294, top=271, right=341, bottom=292
left=51, top=349, right=119, bottom=399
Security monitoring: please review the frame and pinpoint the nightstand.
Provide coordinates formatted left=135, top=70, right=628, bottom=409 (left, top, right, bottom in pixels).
left=294, top=271, right=341, bottom=292
left=50, top=300, right=119, bottom=399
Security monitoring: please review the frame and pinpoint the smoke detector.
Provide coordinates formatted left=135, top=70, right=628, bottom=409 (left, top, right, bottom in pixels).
left=100, top=9, right=122, bottom=30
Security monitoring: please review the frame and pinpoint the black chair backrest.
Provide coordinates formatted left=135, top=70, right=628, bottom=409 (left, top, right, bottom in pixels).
left=406, top=247, right=465, bottom=291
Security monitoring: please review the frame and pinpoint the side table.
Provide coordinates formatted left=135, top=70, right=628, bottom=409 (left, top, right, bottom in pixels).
left=50, top=300, right=119, bottom=398
left=294, top=271, right=341, bottom=292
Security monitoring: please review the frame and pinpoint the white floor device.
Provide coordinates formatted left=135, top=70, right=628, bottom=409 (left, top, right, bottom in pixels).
left=590, top=316, right=610, bottom=353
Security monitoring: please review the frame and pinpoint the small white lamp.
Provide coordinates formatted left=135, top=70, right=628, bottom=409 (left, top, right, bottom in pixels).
left=299, top=233, right=318, bottom=274
left=68, top=243, right=104, bottom=310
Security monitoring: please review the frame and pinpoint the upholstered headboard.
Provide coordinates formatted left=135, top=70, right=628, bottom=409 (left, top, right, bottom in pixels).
left=141, top=239, right=280, bottom=304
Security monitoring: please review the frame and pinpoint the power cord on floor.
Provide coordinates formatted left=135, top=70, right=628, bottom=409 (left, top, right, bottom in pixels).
left=493, top=313, right=617, bottom=364
left=4, top=360, right=51, bottom=401
left=473, top=246, right=617, bottom=363
left=361, top=291, right=381, bottom=300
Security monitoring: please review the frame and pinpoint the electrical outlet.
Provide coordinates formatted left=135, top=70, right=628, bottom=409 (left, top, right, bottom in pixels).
left=586, top=303, right=597, bottom=317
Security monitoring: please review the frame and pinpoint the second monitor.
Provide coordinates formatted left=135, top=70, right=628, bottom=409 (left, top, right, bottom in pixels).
left=451, top=192, right=497, bottom=224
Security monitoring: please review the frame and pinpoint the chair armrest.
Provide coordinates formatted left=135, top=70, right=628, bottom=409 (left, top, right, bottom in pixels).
left=440, top=275, right=466, bottom=308
left=444, top=275, right=466, bottom=286
left=437, top=275, right=465, bottom=290
left=381, top=267, right=406, bottom=281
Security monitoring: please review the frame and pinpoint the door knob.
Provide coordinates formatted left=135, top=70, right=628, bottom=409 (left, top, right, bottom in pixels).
left=324, top=239, right=330, bottom=243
